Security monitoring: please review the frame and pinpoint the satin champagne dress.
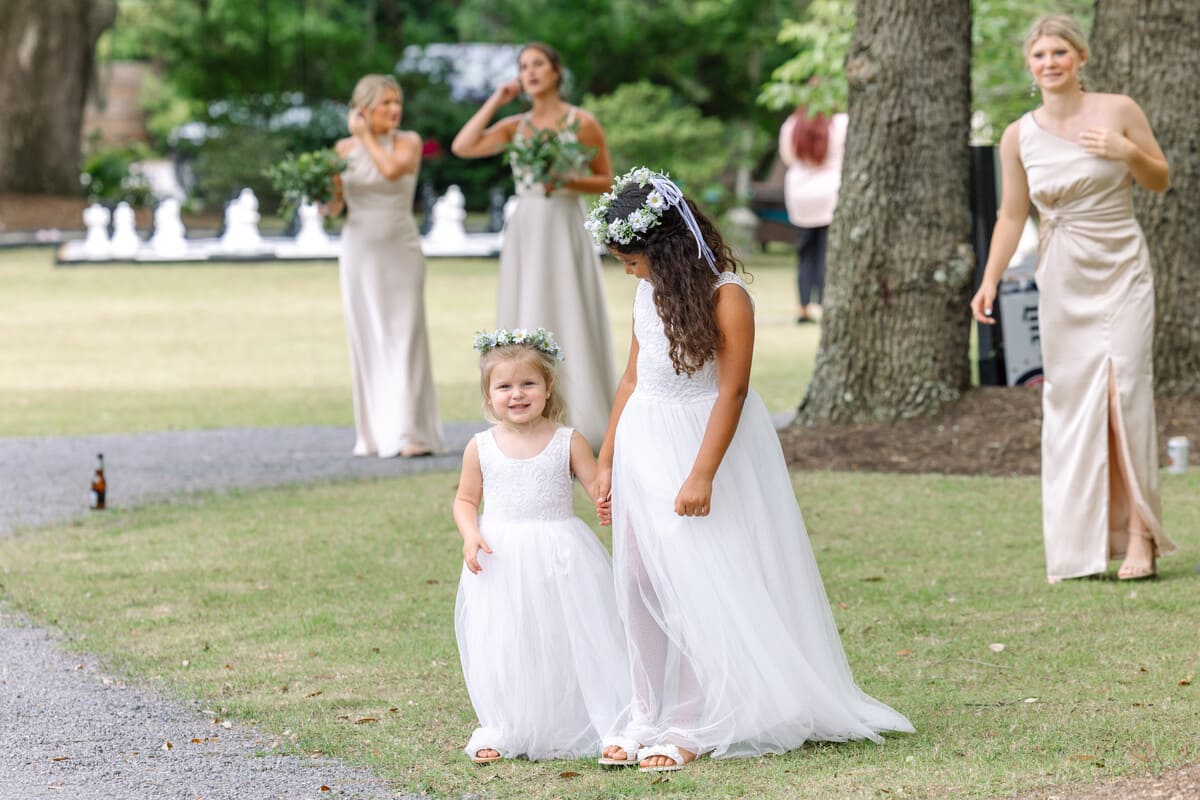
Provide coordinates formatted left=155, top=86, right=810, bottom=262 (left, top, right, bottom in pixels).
left=1020, top=112, right=1176, bottom=581
left=496, top=108, right=616, bottom=446
left=339, top=134, right=444, bottom=457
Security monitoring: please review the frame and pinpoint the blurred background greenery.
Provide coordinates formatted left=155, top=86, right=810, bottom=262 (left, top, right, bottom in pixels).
left=82, top=0, right=1087, bottom=217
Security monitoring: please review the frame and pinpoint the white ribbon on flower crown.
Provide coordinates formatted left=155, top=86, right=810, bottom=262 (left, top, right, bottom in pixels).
left=647, top=174, right=720, bottom=275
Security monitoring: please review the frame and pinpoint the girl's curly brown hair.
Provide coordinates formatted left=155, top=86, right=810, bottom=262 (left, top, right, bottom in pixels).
left=605, top=186, right=745, bottom=375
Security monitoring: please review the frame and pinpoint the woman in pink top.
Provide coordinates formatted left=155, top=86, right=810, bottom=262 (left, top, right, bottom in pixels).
left=778, top=108, right=848, bottom=323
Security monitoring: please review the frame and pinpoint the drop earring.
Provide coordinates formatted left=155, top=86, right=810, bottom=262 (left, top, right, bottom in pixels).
left=1029, top=80, right=1039, bottom=97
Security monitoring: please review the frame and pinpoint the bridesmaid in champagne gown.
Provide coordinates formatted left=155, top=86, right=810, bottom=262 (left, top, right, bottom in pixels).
left=451, top=43, right=617, bottom=446
left=970, top=15, right=1174, bottom=582
left=331, top=75, right=444, bottom=458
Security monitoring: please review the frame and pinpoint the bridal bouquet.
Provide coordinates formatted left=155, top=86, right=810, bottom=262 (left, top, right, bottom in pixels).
left=505, top=118, right=595, bottom=196
left=263, top=148, right=347, bottom=220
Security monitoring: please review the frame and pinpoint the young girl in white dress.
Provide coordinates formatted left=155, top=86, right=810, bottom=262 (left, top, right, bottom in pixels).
left=452, top=328, right=630, bottom=763
left=587, top=169, right=915, bottom=772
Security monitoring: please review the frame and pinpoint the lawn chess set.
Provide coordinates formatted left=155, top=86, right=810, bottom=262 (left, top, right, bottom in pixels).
left=56, top=185, right=505, bottom=264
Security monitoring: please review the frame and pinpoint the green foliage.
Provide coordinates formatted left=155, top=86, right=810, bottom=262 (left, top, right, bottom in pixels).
left=759, top=0, right=1095, bottom=143
left=80, top=143, right=155, bottom=207
left=394, top=66, right=515, bottom=208
left=178, top=96, right=347, bottom=213
left=189, top=126, right=289, bottom=213
left=504, top=118, right=595, bottom=195
left=758, top=0, right=853, bottom=115
left=582, top=82, right=729, bottom=207
left=454, top=0, right=798, bottom=133
left=102, top=0, right=457, bottom=102
left=138, top=72, right=203, bottom=153
left=262, top=149, right=347, bottom=220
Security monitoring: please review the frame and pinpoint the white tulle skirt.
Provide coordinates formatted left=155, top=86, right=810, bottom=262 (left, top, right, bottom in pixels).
left=455, top=516, right=630, bottom=761
left=609, top=389, right=914, bottom=758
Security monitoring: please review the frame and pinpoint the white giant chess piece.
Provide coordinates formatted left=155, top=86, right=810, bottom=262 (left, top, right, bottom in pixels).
left=425, top=185, right=469, bottom=248
left=109, top=202, right=141, bottom=259
left=82, top=203, right=112, bottom=259
left=220, top=188, right=264, bottom=253
left=149, top=197, right=188, bottom=257
left=294, top=200, right=330, bottom=250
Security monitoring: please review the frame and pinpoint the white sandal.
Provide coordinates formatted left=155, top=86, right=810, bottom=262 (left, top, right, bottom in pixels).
left=470, top=746, right=504, bottom=765
left=637, top=744, right=690, bottom=772
left=598, top=736, right=641, bottom=766
left=465, top=728, right=509, bottom=764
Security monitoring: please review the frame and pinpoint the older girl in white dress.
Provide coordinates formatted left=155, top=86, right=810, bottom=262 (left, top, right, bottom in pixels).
left=590, top=169, right=913, bottom=772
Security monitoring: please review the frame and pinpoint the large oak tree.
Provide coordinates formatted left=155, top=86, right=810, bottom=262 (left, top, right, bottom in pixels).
left=799, top=0, right=975, bottom=423
left=0, top=0, right=117, bottom=194
left=1090, top=1, right=1200, bottom=395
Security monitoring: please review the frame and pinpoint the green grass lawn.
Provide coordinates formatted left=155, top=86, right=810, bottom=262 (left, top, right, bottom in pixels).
left=2, top=470, right=1197, bottom=799
left=0, top=246, right=816, bottom=436
left=3, top=244, right=1195, bottom=799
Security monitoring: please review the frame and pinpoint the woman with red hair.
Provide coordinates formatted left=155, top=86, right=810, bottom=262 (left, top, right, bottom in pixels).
left=778, top=107, right=848, bottom=323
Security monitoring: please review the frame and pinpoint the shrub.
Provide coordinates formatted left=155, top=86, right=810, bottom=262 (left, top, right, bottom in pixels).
left=582, top=81, right=730, bottom=211
left=80, top=143, right=156, bottom=207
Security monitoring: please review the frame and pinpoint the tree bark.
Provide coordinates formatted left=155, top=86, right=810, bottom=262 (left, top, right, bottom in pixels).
left=1089, top=1, right=1200, bottom=395
left=0, top=0, right=117, bottom=195
left=799, top=0, right=974, bottom=424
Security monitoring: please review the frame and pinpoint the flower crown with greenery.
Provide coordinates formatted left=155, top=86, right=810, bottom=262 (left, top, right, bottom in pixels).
left=585, top=166, right=718, bottom=274
left=472, top=327, right=564, bottom=362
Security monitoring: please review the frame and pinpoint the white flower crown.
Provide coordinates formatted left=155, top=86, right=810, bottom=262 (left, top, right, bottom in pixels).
left=472, top=327, right=564, bottom=362
left=585, top=166, right=669, bottom=247
left=585, top=167, right=719, bottom=274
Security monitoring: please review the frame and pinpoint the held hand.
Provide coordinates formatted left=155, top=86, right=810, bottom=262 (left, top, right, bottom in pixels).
left=493, top=79, right=522, bottom=106
left=462, top=534, right=493, bottom=574
left=593, top=468, right=612, bottom=508
left=674, top=474, right=714, bottom=517
left=970, top=283, right=997, bottom=325
left=1078, top=128, right=1133, bottom=162
left=347, top=109, right=368, bottom=137
left=595, top=495, right=612, bottom=527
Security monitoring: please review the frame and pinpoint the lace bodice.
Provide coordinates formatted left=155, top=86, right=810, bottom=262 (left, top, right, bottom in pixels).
left=633, top=273, right=750, bottom=403
left=478, top=426, right=576, bottom=522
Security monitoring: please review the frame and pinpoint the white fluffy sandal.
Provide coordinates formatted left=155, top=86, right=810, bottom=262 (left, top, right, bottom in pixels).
left=598, top=736, right=642, bottom=766
left=637, top=744, right=689, bottom=772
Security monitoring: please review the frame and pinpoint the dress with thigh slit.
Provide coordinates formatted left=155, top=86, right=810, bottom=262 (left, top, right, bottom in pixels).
left=1019, top=112, right=1177, bottom=581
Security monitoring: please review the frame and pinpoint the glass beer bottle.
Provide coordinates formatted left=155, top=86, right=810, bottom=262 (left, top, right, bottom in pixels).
left=90, top=453, right=107, bottom=510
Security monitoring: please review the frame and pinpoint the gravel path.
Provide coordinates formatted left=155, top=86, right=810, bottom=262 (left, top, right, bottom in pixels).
left=0, top=423, right=485, bottom=800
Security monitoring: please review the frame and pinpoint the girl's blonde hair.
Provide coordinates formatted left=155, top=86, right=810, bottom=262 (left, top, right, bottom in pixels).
left=350, top=74, right=402, bottom=111
left=479, top=345, right=566, bottom=424
left=1023, top=14, right=1089, bottom=61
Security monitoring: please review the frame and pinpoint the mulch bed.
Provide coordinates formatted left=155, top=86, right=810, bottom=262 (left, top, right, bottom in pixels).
left=780, top=386, right=1200, bottom=476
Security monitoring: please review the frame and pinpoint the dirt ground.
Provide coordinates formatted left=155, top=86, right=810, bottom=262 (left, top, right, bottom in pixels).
left=780, top=386, right=1200, bottom=475
left=4, top=193, right=1198, bottom=800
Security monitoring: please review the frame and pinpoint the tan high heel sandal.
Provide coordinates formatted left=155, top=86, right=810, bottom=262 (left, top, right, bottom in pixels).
left=1117, top=529, right=1157, bottom=581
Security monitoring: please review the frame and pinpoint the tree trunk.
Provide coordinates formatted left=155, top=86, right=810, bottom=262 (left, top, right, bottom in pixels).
left=0, top=0, right=117, bottom=195
left=1089, top=2, right=1200, bottom=396
left=799, top=0, right=975, bottom=424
